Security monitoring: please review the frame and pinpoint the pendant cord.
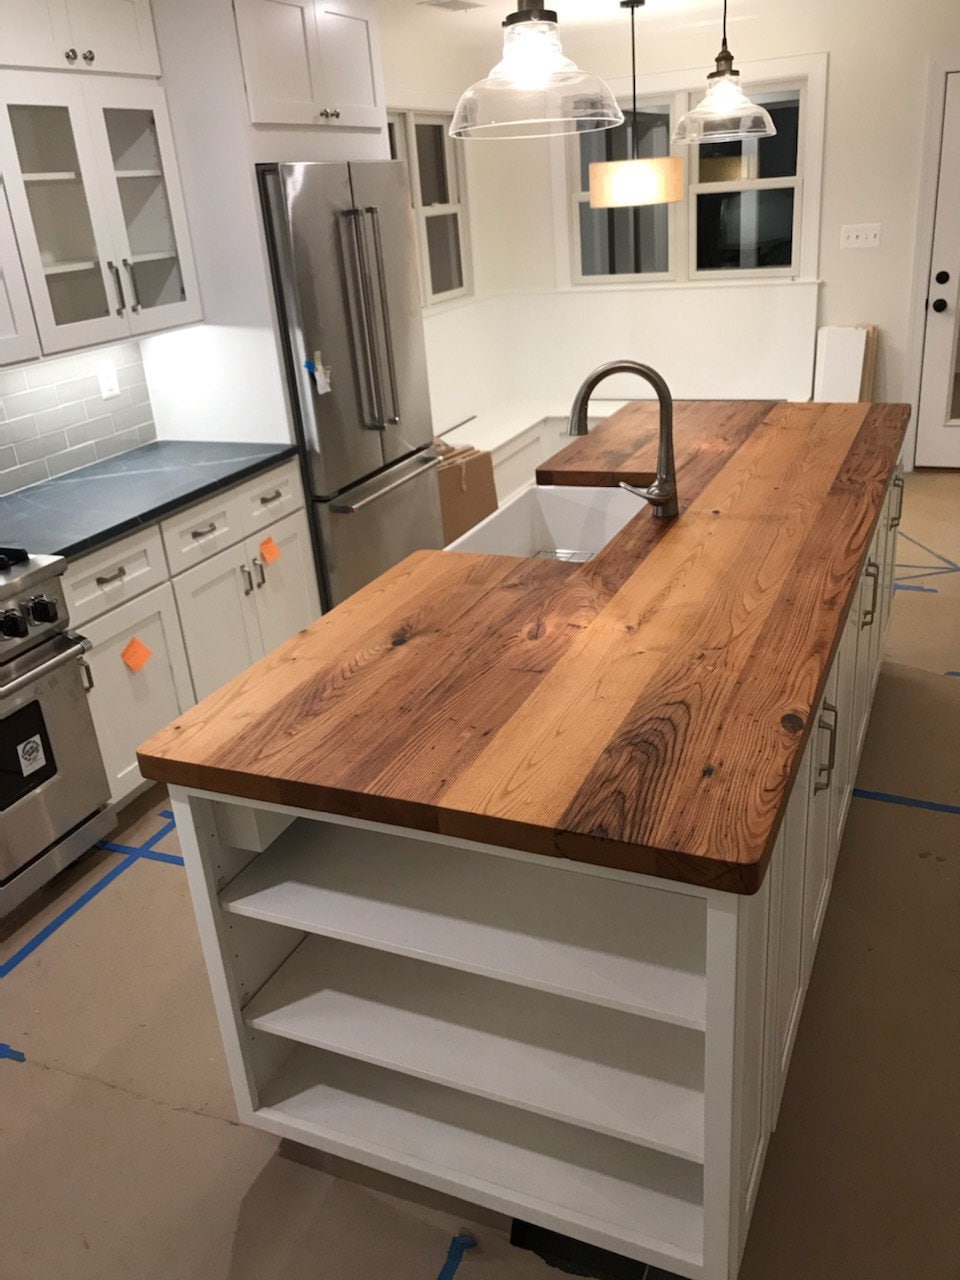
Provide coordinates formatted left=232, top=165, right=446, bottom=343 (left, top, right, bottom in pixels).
left=721, top=0, right=728, bottom=50
left=630, top=2, right=638, bottom=158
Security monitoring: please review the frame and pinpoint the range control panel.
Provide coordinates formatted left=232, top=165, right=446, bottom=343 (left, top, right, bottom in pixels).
left=0, top=577, right=68, bottom=661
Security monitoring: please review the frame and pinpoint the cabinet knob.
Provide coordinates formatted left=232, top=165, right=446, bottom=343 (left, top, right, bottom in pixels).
left=331, top=108, right=341, bottom=119
left=935, top=270, right=950, bottom=285
left=932, top=298, right=948, bottom=313
left=318, top=108, right=331, bottom=119
left=65, top=47, right=78, bottom=62
left=82, top=49, right=95, bottom=63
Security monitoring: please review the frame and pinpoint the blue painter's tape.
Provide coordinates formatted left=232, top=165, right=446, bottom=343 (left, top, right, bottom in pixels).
left=894, top=583, right=938, bottom=594
left=853, top=788, right=960, bottom=817
left=897, top=531, right=960, bottom=571
left=0, top=853, right=138, bottom=980
left=160, top=810, right=174, bottom=821
left=947, top=672, right=960, bottom=678
left=0, top=1042, right=26, bottom=1062
left=437, top=1235, right=476, bottom=1280
left=141, top=817, right=176, bottom=852
left=135, top=849, right=185, bottom=867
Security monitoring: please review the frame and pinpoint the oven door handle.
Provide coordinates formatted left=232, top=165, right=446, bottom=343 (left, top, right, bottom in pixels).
left=0, top=636, right=91, bottom=701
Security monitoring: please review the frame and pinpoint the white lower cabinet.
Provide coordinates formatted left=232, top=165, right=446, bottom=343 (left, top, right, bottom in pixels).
left=82, top=581, right=194, bottom=805
left=174, top=508, right=321, bottom=702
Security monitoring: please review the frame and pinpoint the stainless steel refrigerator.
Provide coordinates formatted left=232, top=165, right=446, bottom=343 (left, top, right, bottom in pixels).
left=259, top=161, right=443, bottom=609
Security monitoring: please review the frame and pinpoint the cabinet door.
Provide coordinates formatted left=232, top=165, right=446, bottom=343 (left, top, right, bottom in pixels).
left=247, top=508, right=321, bottom=655
left=0, top=71, right=129, bottom=353
left=82, top=581, right=194, bottom=805
left=880, top=478, right=899, bottom=635
left=830, top=583, right=860, bottom=861
left=802, top=658, right=839, bottom=978
left=0, top=1, right=74, bottom=73
left=84, top=79, right=202, bottom=335
left=174, top=544, right=263, bottom=703
left=0, top=180, right=41, bottom=365
left=315, top=0, right=384, bottom=129
left=62, top=0, right=160, bottom=76
left=234, top=0, right=325, bottom=125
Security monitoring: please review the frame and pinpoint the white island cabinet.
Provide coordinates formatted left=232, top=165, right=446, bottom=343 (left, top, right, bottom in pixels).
left=164, top=475, right=901, bottom=1280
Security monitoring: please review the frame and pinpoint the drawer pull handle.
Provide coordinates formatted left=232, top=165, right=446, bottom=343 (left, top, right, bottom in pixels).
left=240, top=564, right=254, bottom=596
left=80, top=658, right=95, bottom=692
left=191, top=522, right=218, bottom=540
left=253, top=557, right=266, bottom=589
left=890, top=471, right=904, bottom=529
left=259, top=489, right=283, bottom=506
left=814, top=701, right=838, bottom=792
left=862, top=560, right=880, bottom=628
left=95, top=565, right=127, bottom=587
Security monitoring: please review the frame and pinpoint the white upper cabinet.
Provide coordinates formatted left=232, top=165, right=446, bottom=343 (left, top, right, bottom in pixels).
left=0, top=71, right=201, bottom=354
left=0, top=0, right=160, bottom=77
left=235, top=0, right=385, bottom=129
left=0, top=180, right=41, bottom=365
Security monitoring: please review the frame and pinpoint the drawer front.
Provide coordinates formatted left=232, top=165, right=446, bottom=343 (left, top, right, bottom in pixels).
left=161, top=487, right=246, bottom=575
left=63, top=526, right=168, bottom=628
left=238, top=460, right=305, bottom=538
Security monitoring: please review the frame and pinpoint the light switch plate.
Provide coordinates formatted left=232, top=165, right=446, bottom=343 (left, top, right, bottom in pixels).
left=840, top=223, right=882, bottom=249
left=96, top=358, right=120, bottom=400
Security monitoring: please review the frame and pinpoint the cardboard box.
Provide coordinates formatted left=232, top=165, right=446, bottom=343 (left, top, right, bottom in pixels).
left=435, top=443, right=498, bottom=545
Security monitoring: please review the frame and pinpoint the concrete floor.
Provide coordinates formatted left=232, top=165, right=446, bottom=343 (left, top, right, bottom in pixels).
left=1, top=472, right=958, bottom=1280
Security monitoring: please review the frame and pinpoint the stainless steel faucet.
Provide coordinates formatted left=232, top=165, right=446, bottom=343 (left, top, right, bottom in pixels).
left=566, top=360, right=679, bottom=520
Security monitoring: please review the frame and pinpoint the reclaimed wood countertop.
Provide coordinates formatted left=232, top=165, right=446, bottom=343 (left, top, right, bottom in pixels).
left=138, top=400, right=909, bottom=893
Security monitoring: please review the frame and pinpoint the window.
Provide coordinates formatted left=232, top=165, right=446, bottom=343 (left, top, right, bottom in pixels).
left=575, top=104, right=673, bottom=280
left=563, top=61, right=823, bottom=287
left=388, top=111, right=472, bottom=306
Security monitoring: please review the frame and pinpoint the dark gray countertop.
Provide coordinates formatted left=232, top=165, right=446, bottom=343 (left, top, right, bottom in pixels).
left=0, top=440, right=299, bottom=558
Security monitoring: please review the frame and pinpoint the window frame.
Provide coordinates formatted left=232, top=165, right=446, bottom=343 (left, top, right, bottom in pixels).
left=388, top=108, right=474, bottom=309
left=554, top=52, right=827, bottom=292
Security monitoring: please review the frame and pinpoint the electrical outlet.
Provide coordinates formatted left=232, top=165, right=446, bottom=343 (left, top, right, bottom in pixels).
left=96, top=358, right=120, bottom=400
left=840, top=223, right=882, bottom=249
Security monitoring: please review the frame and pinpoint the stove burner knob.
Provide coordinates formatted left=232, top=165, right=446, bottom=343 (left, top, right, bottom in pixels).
left=30, top=595, right=59, bottom=624
left=0, top=609, right=29, bottom=639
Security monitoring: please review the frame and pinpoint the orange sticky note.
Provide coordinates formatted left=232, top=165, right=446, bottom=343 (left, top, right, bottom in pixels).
left=121, top=637, right=152, bottom=673
left=259, top=536, right=281, bottom=565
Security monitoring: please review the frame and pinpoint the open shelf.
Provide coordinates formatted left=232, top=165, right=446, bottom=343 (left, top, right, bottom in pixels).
left=23, top=171, right=79, bottom=183
left=244, top=935, right=705, bottom=1161
left=221, top=819, right=708, bottom=1030
left=256, top=1045, right=705, bottom=1275
left=43, top=260, right=97, bottom=276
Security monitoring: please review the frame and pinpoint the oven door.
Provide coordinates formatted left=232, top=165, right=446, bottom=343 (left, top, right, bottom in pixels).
left=0, top=634, right=111, bottom=883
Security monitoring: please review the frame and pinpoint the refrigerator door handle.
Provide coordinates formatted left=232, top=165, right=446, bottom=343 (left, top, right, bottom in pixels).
left=365, top=205, right=401, bottom=427
left=340, top=209, right=385, bottom=430
left=330, top=456, right=440, bottom=513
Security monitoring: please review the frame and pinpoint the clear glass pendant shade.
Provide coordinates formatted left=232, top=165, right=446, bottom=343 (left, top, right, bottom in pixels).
left=450, top=21, right=623, bottom=140
left=672, top=69, right=777, bottom=145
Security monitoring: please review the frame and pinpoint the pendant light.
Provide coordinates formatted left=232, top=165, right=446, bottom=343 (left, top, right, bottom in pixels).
left=589, top=1, right=683, bottom=209
left=449, top=1, right=623, bottom=140
left=672, top=0, right=776, bottom=145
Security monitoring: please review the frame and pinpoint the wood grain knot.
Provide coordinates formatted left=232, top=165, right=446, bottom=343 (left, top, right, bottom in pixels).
left=702, top=765, right=715, bottom=778
left=780, top=713, right=805, bottom=734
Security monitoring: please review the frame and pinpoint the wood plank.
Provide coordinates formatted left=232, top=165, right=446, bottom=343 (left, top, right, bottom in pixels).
left=138, top=400, right=910, bottom=893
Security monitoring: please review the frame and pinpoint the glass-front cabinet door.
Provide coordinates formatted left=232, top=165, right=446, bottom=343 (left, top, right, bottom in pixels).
left=86, top=80, right=202, bottom=335
left=0, top=71, right=130, bottom=353
left=0, top=181, right=41, bottom=366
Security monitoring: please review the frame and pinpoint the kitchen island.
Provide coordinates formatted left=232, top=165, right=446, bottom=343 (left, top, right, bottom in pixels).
left=138, top=399, right=908, bottom=1280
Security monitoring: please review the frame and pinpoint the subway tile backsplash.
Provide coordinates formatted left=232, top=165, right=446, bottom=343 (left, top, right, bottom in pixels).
left=0, top=343, right=156, bottom=496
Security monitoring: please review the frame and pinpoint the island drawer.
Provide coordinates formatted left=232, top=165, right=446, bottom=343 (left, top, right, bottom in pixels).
left=64, top=525, right=168, bottom=627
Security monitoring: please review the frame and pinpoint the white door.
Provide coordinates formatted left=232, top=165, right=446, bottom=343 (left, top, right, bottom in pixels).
left=82, top=582, right=194, bottom=805
left=0, top=180, right=41, bottom=365
left=0, top=71, right=130, bottom=353
left=234, top=0, right=325, bottom=125
left=0, top=0, right=74, bottom=73
left=83, top=78, right=202, bottom=334
left=916, top=73, right=960, bottom=467
left=62, top=0, right=160, bottom=76
left=174, top=544, right=263, bottom=702
left=315, top=0, right=384, bottom=129
left=247, top=508, right=322, bottom=655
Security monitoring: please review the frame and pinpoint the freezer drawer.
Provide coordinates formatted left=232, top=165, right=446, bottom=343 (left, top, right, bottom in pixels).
left=315, top=455, right=443, bottom=606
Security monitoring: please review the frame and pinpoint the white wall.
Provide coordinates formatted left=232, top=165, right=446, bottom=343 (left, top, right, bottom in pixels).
left=142, top=0, right=389, bottom=444
left=376, top=0, right=960, bottom=410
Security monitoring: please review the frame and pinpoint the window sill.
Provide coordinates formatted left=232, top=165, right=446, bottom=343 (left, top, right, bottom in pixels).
left=559, top=276, right=821, bottom=295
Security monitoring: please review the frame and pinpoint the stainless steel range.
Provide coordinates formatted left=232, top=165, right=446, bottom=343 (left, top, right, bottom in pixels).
left=0, top=547, right=114, bottom=916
